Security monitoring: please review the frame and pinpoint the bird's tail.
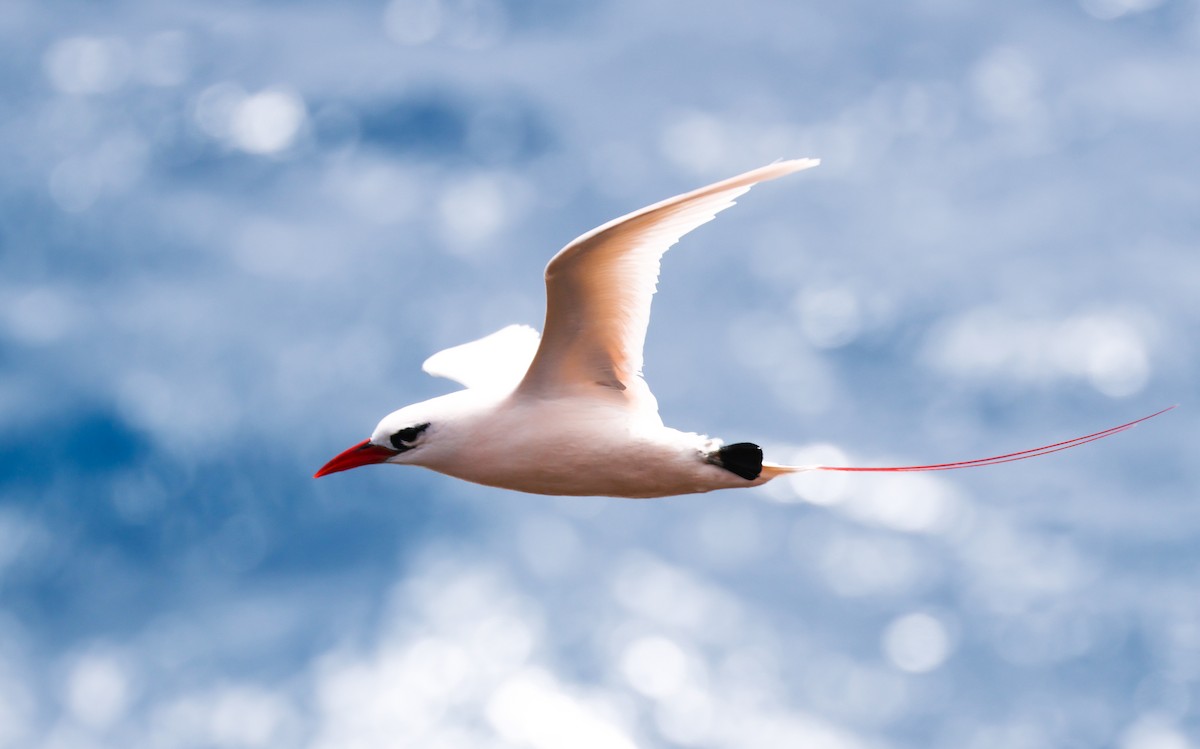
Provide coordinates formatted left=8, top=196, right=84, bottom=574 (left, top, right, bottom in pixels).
left=763, top=406, right=1175, bottom=476
left=760, top=462, right=817, bottom=479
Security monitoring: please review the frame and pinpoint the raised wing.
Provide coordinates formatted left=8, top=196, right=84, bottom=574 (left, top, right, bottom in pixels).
left=516, top=159, right=819, bottom=406
left=422, top=324, right=542, bottom=392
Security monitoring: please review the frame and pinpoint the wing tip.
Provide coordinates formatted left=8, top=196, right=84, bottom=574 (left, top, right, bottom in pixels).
left=733, top=157, right=820, bottom=188
left=779, top=156, right=821, bottom=168
left=769, top=156, right=821, bottom=173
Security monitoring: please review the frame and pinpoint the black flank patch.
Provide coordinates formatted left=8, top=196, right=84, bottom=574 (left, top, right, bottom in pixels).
left=709, top=442, right=763, bottom=481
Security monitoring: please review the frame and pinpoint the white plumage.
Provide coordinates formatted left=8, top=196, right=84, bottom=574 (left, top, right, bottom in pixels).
left=316, top=159, right=819, bottom=497
left=315, top=159, right=1167, bottom=497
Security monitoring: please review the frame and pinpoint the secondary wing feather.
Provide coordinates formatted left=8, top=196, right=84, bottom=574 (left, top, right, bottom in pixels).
left=516, top=158, right=819, bottom=407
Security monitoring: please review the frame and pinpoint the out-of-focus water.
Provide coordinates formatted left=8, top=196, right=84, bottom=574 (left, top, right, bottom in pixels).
left=2, top=1, right=1197, bottom=747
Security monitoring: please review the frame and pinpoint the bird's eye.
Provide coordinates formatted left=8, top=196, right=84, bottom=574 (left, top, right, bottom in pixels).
left=389, top=423, right=430, bottom=450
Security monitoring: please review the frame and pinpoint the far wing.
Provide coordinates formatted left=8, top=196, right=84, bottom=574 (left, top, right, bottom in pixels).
left=516, top=158, right=819, bottom=407
left=422, top=324, right=542, bottom=392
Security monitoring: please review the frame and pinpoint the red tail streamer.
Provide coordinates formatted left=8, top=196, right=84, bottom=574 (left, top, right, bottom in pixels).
left=816, top=406, right=1176, bottom=473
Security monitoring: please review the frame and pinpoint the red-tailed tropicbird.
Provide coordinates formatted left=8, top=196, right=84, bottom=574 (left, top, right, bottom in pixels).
left=315, top=159, right=1171, bottom=497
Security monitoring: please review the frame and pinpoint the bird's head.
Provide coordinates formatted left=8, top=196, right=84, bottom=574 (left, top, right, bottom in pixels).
left=313, top=390, right=488, bottom=478
left=313, top=401, right=441, bottom=478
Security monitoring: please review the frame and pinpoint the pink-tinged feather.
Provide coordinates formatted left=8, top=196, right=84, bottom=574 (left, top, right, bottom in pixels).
left=813, top=406, right=1177, bottom=473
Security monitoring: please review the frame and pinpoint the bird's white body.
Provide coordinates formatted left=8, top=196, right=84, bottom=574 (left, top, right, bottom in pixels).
left=373, top=388, right=765, bottom=498
left=318, top=160, right=822, bottom=497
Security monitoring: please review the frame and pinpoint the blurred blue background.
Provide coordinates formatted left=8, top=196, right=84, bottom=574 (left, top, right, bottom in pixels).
left=2, top=0, right=1198, bottom=747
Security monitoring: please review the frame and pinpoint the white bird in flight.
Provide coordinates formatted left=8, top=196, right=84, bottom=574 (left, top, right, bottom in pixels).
left=315, top=159, right=1170, bottom=497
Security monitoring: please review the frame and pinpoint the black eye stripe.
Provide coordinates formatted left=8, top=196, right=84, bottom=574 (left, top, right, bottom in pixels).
left=389, top=422, right=430, bottom=450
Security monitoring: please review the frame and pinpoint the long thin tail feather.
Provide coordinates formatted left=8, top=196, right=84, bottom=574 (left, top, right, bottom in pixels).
left=762, top=406, right=1175, bottom=477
